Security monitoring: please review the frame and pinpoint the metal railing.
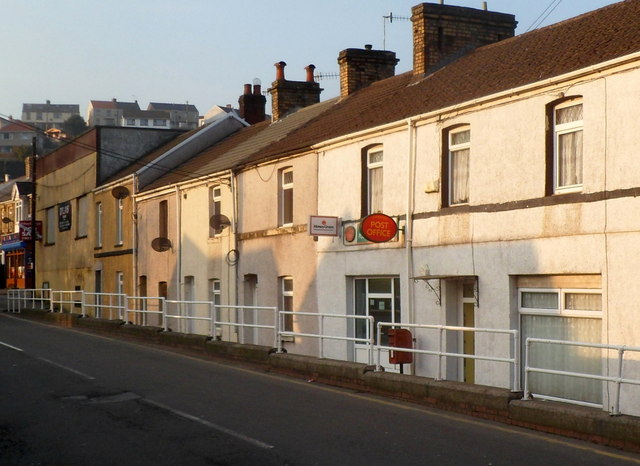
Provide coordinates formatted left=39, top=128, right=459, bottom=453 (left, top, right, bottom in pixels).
left=82, top=292, right=126, bottom=319
left=7, top=288, right=51, bottom=312
left=50, top=290, right=84, bottom=314
left=124, top=296, right=165, bottom=327
left=524, top=337, right=640, bottom=414
left=278, top=312, right=375, bottom=364
left=164, top=300, right=215, bottom=335
left=375, top=323, right=520, bottom=391
left=215, top=304, right=279, bottom=348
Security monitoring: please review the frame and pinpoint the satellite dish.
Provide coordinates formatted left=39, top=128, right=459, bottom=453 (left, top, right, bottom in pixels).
left=151, top=237, right=172, bottom=252
left=209, top=214, right=231, bottom=234
left=111, top=186, right=130, bottom=199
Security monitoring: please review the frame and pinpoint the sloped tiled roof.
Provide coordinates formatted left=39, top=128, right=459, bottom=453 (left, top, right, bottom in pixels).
left=142, top=98, right=338, bottom=192
left=254, top=0, right=640, bottom=158
left=90, top=100, right=141, bottom=111
left=22, top=103, right=79, bottom=113
left=0, top=121, right=38, bottom=133
left=143, top=1, right=639, bottom=191
left=148, top=102, right=199, bottom=113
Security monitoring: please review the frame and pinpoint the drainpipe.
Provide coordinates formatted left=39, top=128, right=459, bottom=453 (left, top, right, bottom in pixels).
left=131, top=174, right=138, bottom=298
left=406, top=118, right=417, bottom=375
left=230, top=169, right=239, bottom=307
left=175, top=185, right=182, bottom=300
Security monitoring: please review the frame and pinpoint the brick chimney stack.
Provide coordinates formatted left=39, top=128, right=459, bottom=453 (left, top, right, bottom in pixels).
left=268, top=62, right=323, bottom=120
left=338, top=44, right=399, bottom=97
left=238, top=81, right=267, bottom=125
left=411, top=2, right=516, bottom=75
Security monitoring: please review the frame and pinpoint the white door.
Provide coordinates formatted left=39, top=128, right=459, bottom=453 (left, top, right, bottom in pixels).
left=353, top=277, right=401, bottom=369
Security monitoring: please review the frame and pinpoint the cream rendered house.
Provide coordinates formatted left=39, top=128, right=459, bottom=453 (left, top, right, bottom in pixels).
left=302, top=1, right=640, bottom=415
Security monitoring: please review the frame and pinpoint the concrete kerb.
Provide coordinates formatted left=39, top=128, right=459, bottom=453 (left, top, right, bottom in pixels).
left=6, top=307, right=640, bottom=453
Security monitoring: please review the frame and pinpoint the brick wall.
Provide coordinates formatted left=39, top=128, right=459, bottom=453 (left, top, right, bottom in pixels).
left=338, top=46, right=399, bottom=97
left=411, top=3, right=517, bottom=75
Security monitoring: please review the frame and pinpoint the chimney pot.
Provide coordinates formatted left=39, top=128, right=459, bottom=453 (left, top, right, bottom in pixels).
left=365, top=44, right=373, bottom=50
left=253, top=84, right=262, bottom=95
left=274, top=61, right=287, bottom=80
left=243, top=83, right=252, bottom=95
left=305, top=64, right=316, bottom=83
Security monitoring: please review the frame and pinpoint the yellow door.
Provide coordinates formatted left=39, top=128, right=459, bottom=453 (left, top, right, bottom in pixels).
left=463, top=301, right=475, bottom=383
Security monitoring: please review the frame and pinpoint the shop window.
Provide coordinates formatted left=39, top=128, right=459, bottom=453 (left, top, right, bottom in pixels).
left=518, top=277, right=602, bottom=405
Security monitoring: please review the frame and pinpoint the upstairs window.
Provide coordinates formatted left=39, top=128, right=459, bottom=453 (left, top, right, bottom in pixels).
left=115, top=198, right=124, bottom=245
left=209, top=186, right=222, bottom=237
left=553, top=100, right=583, bottom=193
left=159, top=200, right=168, bottom=238
left=76, top=195, right=88, bottom=238
left=279, top=168, right=293, bottom=226
left=445, top=126, right=470, bottom=206
left=363, top=148, right=383, bottom=216
left=95, top=202, right=102, bottom=247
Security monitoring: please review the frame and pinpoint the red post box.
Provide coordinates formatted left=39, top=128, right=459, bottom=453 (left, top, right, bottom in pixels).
left=388, top=328, right=413, bottom=365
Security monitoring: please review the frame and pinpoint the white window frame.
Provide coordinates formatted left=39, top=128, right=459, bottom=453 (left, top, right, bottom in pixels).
left=448, top=127, right=470, bottom=206
left=209, top=186, right=222, bottom=237
left=281, top=276, right=294, bottom=332
left=366, top=148, right=383, bottom=214
left=209, top=278, right=221, bottom=306
left=115, top=198, right=123, bottom=245
left=553, top=100, right=583, bottom=194
left=518, top=288, right=602, bottom=318
left=280, top=168, right=293, bottom=227
left=96, top=202, right=103, bottom=248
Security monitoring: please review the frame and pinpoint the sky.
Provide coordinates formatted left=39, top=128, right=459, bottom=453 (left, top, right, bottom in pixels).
left=1, top=0, right=621, bottom=121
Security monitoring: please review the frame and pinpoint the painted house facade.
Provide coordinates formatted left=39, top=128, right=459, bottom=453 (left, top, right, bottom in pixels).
left=301, top=1, right=640, bottom=415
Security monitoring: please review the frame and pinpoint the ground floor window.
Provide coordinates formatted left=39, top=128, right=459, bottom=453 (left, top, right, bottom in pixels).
left=354, top=277, right=400, bottom=345
left=519, top=286, right=602, bottom=405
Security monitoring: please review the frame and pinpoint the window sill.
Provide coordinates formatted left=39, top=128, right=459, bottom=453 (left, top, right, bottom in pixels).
left=114, top=243, right=124, bottom=248
left=44, top=242, right=55, bottom=247
left=75, top=235, right=87, bottom=240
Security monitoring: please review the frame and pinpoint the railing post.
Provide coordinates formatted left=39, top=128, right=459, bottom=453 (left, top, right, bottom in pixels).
left=523, top=338, right=531, bottom=400
left=513, top=330, right=521, bottom=392
left=437, top=326, right=444, bottom=381
left=319, top=314, right=324, bottom=359
left=376, top=322, right=383, bottom=372
left=368, top=316, right=374, bottom=366
left=613, top=347, right=625, bottom=415
left=210, top=302, right=215, bottom=338
left=162, top=298, right=167, bottom=331
left=276, top=310, right=283, bottom=353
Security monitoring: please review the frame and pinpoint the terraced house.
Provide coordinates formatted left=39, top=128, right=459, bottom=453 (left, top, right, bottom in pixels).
left=31, top=1, right=640, bottom=417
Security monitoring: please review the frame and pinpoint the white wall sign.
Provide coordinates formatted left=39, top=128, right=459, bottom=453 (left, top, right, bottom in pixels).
left=309, top=216, right=339, bottom=236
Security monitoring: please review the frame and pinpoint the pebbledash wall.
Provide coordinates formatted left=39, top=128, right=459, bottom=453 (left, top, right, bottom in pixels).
left=314, top=59, right=640, bottom=416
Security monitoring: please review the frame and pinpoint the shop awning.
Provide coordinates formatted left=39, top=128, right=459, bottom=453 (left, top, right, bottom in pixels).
left=1, top=241, right=26, bottom=251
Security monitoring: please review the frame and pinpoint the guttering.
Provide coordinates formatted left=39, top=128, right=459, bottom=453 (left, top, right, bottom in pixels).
left=230, top=169, right=239, bottom=307
left=93, top=174, right=135, bottom=194
left=311, top=51, right=640, bottom=152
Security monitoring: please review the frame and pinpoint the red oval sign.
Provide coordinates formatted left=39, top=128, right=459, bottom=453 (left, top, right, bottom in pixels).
left=360, top=214, right=398, bottom=243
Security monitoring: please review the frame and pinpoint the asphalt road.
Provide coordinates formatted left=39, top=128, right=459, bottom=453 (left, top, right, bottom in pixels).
left=1, top=313, right=639, bottom=466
